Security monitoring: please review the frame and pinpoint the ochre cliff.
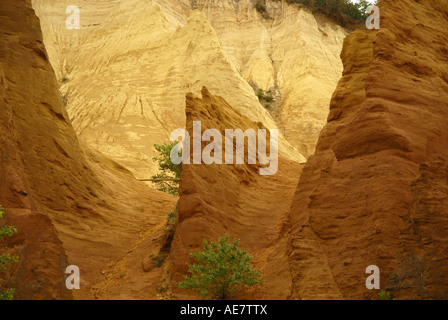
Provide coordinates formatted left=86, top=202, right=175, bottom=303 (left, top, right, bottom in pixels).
left=195, top=0, right=347, bottom=158
left=0, top=0, right=176, bottom=299
left=31, top=0, right=345, bottom=180
left=287, top=0, right=448, bottom=299
left=169, top=87, right=302, bottom=299
left=3, top=0, right=448, bottom=301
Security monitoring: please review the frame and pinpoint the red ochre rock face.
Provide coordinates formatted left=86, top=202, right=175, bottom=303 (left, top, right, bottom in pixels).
left=169, top=87, right=303, bottom=299
left=0, top=0, right=175, bottom=299
left=287, top=0, right=448, bottom=300
left=169, top=0, right=448, bottom=300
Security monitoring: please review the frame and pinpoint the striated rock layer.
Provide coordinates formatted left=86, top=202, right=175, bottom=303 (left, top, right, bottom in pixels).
left=31, top=0, right=346, bottom=180
left=169, top=87, right=303, bottom=299
left=195, top=0, right=347, bottom=158
left=0, top=0, right=176, bottom=299
left=287, top=0, right=448, bottom=299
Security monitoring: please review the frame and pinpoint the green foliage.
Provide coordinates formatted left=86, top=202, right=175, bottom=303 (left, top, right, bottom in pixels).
left=342, top=0, right=373, bottom=20
left=151, top=142, right=182, bottom=196
left=0, top=253, right=18, bottom=273
left=0, top=288, right=14, bottom=300
left=153, top=206, right=178, bottom=267
left=256, top=89, right=274, bottom=103
left=287, top=0, right=376, bottom=21
left=177, top=234, right=262, bottom=300
left=166, top=208, right=177, bottom=228
left=153, top=252, right=168, bottom=267
left=0, top=205, right=18, bottom=300
left=378, top=290, right=397, bottom=300
left=157, top=284, right=168, bottom=292
left=264, top=92, right=274, bottom=103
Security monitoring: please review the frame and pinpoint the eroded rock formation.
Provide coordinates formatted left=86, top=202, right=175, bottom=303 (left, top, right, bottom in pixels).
left=0, top=0, right=176, bottom=299
left=287, top=0, right=448, bottom=300
left=31, top=0, right=345, bottom=179
left=3, top=0, right=448, bottom=301
left=169, top=87, right=303, bottom=299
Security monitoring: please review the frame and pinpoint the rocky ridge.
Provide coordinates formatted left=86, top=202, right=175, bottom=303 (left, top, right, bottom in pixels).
left=0, top=0, right=176, bottom=299
left=32, top=0, right=346, bottom=180
left=287, top=0, right=448, bottom=299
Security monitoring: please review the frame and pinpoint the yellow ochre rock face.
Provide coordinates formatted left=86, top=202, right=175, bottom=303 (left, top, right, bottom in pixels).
left=4, top=0, right=448, bottom=302
left=32, top=0, right=345, bottom=179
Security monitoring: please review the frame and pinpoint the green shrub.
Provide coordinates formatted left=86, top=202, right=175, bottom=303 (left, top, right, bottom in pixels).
left=166, top=208, right=177, bottom=226
left=177, top=234, right=262, bottom=300
left=0, top=288, right=15, bottom=300
left=153, top=252, right=168, bottom=267
left=286, top=0, right=375, bottom=21
left=161, top=207, right=177, bottom=252
left=0, top=205, right=18, bottom=300
left=256, top=89, right=274, bottom=103
left=378, top=290, right=397, bottom=300
left=151, top=142, right=182, bottom=196
left=264, top=91, right=274, bottom=102
left=153, top=206, right=178, bottom=267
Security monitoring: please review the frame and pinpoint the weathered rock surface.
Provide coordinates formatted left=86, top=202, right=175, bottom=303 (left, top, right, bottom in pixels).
left=195, top=0, right=347, bottom=157
left=169, top=87, right=302, bottom=299
left=0, top=0, right=176, bottom=299
left=31, top=0, right=345, bottom=180
left=287, top=0, right=448, bottom=299
left=5, top=0, right=447, bottom=301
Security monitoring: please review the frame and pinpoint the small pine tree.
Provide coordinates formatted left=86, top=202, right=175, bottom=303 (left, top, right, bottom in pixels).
left=151, top=142, right=182, bottom=196
left=177, top=234, right=262, bottom=300
left=0, top=205, right=18, bottom=300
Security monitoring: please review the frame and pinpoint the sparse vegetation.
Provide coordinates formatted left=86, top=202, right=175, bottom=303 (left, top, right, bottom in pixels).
left=153, top=206, right=178, bottom=267
left=378, top=290, right=397, bottom=300
left=0, top=205, right=18, bottom=300
left=61, top=93, right=68, bottom=106
left=177, top=234, right=263, bottom=300
left=254, top=0, right=267, bottom=13
left=153, top=252, right=168, bottom=267
left=59, top=76, right=69, bottom=106
left=256, top=89, right=274, bottom=103
left=151, top=142, right=182, bottom=196
left=157, top=284, right=168, bottom=292
left=277, top=0, right=376, bottom=25
left=254, top=0, right=271, bottom=19
left=61, top=76, right=69, bottom=84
